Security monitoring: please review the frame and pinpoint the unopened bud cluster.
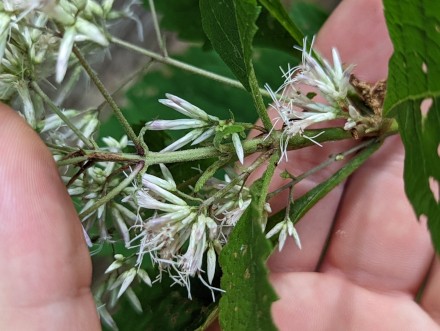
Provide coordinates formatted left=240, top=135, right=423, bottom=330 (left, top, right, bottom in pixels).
left=0, top=0, right=135, bottom=132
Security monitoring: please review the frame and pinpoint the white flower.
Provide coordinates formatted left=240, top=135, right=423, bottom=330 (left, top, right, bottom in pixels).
left=265, top=38, right=359, bottom=161
left=344, top=105, right=362, bottom=130
left=159, top=93, right=219, bottom=122
left=232, top=132, right=244, bottom=164
left=266, top=217, right=301, bottom=251
left=145, top=94, right=219, bottom=152
left=291, top=39, right=354, bottom=104
left=102, top=135, right=128, bottom=152
left=145, top=118, right=208, bottom=131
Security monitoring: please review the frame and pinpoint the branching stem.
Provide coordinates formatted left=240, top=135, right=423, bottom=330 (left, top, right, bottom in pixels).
left=78, top=162, right=143, bottom=220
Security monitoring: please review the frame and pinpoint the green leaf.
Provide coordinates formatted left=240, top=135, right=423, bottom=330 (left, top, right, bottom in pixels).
left=254, top=7, right=298, bottom=53
left=199, top=0, right=260, bottom=91
left=219, top=182, right=277, bottom=331
left=383, top=0, right=440, bottom=250
left=200, top=0, right=273, bottom=129
left=258, top=0, right=304, bottom=46
left=147, top=0, right=325, bottom=54
left=268, top=141, right=381, bottom=228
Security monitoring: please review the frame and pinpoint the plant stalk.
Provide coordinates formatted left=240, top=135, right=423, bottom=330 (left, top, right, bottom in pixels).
left=78, top=162, right=143, bottom=220
left=72, top=46, right=143, bottom=154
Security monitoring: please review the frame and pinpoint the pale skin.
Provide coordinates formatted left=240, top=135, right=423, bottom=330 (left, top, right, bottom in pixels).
left=0, top=0, right=439, bottom=330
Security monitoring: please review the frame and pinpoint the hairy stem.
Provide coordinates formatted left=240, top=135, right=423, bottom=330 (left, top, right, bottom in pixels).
left=57, top=127, right=367, bottom=167
left=57, top=151, right=143, bottom=167
left=72, top=46, right=143, bottom=154
left=148, top=0, right=168, bottom=57
left=249, top=69, right=273, bottom=130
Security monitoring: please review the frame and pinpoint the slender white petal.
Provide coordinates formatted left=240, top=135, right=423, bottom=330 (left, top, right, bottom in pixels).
left=164, top=94, right=215, bottom=121
left=142, top=180, right=187, bottom=206
left=125, top=287, right=143, bottom=313
left=145, top=119, right=207, bottom=130
left=207, top=245, right=217, bottom=284
left=137, top=191, right=185, bottom=213
left=105, top=260, right=124, bottom=274
left=265, top=222, right=284, bottom=239
left=117, top=268, right=137, bottom=298
left=112, top=209, right=130, bottom=246
left=278, top=225, right=288, bottom=251
left=137, top=269, right=152, bottom=287
left=232, top=133, right=244, bottom=164
left=142, top=173, right=176, bottom=191
left=75, top=17, right=108, bottom=46
left=56, top=27, right=76, bottom=83
left=191, top=127, right=215, bottom=145
left=16, top=82, right=36, bottom=128
left=287, top=221, right=302, bottom=250
left=161, top=128, right=204, bottom=152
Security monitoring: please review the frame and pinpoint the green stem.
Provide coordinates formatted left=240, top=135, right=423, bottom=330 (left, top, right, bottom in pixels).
left=111, top=37, right=273, bottom=99
left=256, top=151, right=279, bottom=219
left=57, top=151, right=143, bottom=167
left=148, top=0, right=168, bottom=57
left=31, top=82, right=96, bottom=149
left=249, top=69, right=272, bottom=130
left=72, top=46, right=143, bottom=155
left=56, top=127, right=363, bottom=167
left=78, top=162, right=143, bottom=220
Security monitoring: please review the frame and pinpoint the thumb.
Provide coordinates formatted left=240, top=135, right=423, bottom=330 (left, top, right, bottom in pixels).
left=0, top=104, right=100, bottom=330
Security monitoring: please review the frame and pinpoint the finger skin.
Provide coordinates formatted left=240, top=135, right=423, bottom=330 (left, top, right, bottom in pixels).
left=0, top=105, right=101, bottom=330
left=320, top=137, right=434, bottom=295
left=271, top=273, right=440, bottom=331
left=270, top=0, right=438, bottom=329
left=421, top=257, right=440, bottom=324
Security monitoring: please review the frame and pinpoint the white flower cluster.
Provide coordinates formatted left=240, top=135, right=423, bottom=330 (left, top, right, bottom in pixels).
left=39, top=108, right=99, bottom=147
left=128, top=166, right=251, bottom=298
left=265, top=38, right=360, bottom=161
left=266, top=216, right=301, bottom=251
left=145, top=94, right=245, bottom=164
left=146, top=93, right=220, bottom=152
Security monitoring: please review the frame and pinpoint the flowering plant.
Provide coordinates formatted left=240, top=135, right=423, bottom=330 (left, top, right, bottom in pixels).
left=1, top=0, right=438, bottom=330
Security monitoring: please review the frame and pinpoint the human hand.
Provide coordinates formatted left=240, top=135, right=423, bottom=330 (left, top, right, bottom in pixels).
left=262, top=0, right=440, bottom=329
left=0, top=106, right=101, bottom=330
